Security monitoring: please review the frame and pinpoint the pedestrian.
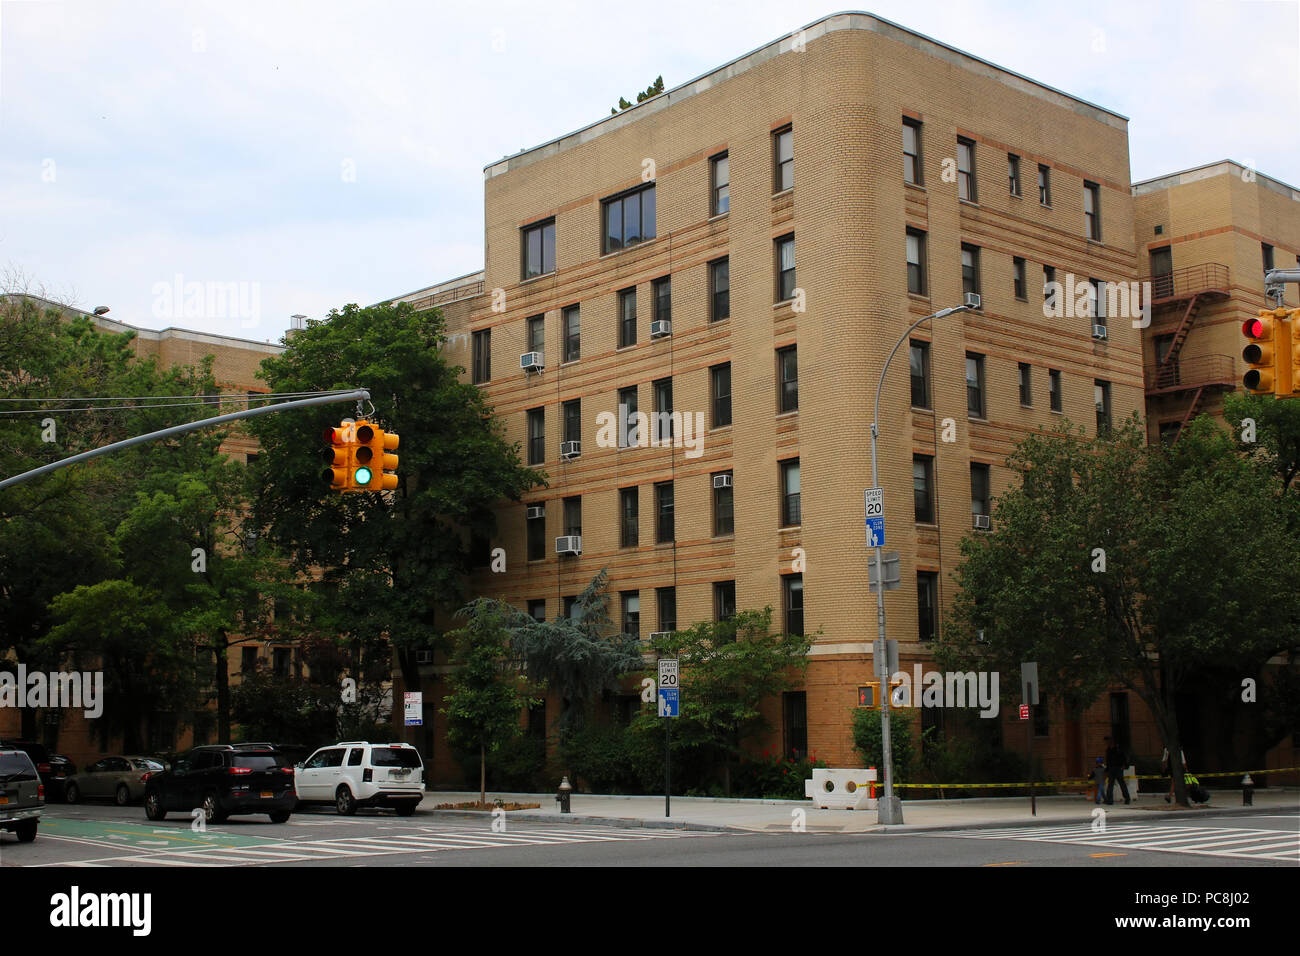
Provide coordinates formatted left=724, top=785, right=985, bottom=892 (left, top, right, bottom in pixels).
left=1161, top=746, right=1187, bottom=803
left=1092, top=757, right=1106, bottom=805
left=1104, top=736, right=1130, bottom=805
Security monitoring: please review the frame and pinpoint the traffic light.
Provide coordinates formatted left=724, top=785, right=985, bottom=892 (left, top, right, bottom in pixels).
left=1241, top=308, right=1293, bottom=396
left=1291, top=308, right=1300, bottom=395
left=322, top=424, right=355, bottom=491
left=353, top=421, right=399, bottom=491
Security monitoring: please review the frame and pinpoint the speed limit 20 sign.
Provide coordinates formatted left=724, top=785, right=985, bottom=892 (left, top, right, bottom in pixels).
left=657, top=659, right=679, bottom=717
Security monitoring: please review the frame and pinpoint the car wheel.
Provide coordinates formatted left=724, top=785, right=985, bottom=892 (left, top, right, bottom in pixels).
left=395, top=801, right=418, bottom=817
left=335, top=785, right=357, bottom=816
left=144, top=791, right=166, bottom=821
left=15, top=820, right=37, bottom=843
left=65, top=782, right=80, bottom=804
left=202, top=793, right=229, bottom=824
left=115, top=784, right=131, bottom=806
left=268, top=810, right=291, bottom=824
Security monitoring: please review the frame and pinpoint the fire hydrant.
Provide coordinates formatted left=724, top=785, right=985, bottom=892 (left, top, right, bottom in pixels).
left=1242, top=774, right=1254, bottom=806
left=556, top=776, right=572, bottom=814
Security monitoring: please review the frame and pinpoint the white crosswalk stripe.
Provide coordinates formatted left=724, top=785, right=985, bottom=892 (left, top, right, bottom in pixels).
left=945, top=822, right=1300, bottom=861
left=44, top=823, right=715, bottom=867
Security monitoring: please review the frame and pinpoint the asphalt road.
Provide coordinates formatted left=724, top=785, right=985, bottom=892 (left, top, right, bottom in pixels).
left=4, top=802, right=1296, bottom=867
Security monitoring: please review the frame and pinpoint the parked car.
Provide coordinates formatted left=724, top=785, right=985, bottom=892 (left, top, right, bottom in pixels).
left=66, top=755, right=165, bottom=805
left=47, top=754, right=77, bottom=802
left=294, top=741, right=423, bottom=816
left=0, top=739, right=60, bottom=802
left=143, top=744, right=296, bottom=823
left=0, top=748, right=43, bottom=843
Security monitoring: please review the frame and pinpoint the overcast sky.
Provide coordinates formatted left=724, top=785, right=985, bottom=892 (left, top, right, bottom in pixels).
left=1, top=0, right=1296, bottom=343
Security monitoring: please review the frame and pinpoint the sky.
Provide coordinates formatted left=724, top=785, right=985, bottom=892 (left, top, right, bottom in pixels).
left=1, top=0, right=1297, bottom=344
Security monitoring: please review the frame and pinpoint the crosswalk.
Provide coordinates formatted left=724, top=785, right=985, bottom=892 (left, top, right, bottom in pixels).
left=47, top=823, right=717, bottom=867
left=945, top=822, right=1300, bottom=862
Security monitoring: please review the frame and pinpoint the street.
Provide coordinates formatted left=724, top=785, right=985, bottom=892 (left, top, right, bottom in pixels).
left=6, top=802, right=1295, bottom=867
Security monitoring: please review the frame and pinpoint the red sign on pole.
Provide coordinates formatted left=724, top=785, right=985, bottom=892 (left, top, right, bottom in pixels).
left=1018, top=704, right=1029, bottom=720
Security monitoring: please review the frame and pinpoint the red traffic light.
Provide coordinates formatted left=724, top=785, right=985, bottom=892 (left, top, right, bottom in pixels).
left=1243, top=317, right=1265, bottom=339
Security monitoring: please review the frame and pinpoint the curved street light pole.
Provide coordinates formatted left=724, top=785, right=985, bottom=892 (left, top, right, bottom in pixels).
left=871, top=302, right=973, bottom=826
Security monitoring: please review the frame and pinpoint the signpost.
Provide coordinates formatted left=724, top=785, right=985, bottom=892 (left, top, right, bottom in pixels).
left=1021, top=662, right=1038, bottom=816
left=658, top=659, right=679, bottom=817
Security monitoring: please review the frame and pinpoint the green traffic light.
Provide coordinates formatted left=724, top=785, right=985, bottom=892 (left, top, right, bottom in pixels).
left=354, top=466, right=373, bottom=485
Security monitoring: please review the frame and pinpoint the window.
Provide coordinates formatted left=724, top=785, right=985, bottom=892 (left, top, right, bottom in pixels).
left=910, top=340, right=931, bottom=409
left=1008, top=153, right=1021, bottom=196
left=778, top=345, right=798, bottom=413
left=528, top=599, right=546, bottom=622
left=711, top=363, right=732, bottom=428
left=1090, top=278, right=1107, bottom=327
left=526, top=506, right=545, bottom=560
left=1262, top=242, right=1275, bottom=274
left=563, top=496, right=582, bottom=537
left=657, top=587, right=677, bottom=632
left=714, top=581, right=736, bottom=622
left=562, top=399, right=580, bottom=445
left=619, top=486, right=639, bottom=547
left=653, top=377, right=673, bottom=442
left=961, top=244, right=981, bottom=301
left=1084, top=181, right=1101, bottom=240
left=527, top=407, right=544, bottom=464
left=1038, top=164, right=1051, bottom=205
left=917, top=571, right=938, bottom=641
left=471, top=329, right=491, bottom=384
left=713, top=471, right=734, bottom=536
left=1044, top=264, right=1057, bottom=309
left=971, top=463, right=990, bottom=519
left=780, top=458, right=801, bottom=527
left=562, top=305, right=580, bottom=362
left=470, top=532, right=491, bottom=567
left=618, top=287, right=637, bottom=348
left=241, top=646, right=257, bottom=673
left=563, top=595, right=578, bottom=620
left=1095, top=380, right=1112, bottom=434
left=913, top=455, right=935, bottom=523
left=1018, top=363, right=1032, bottom=406
left=783, top=692, right=808, bottom=758
left=1159, top=421, right=1181, bottom=446
left=522, top=219, right=556, bottom=279
left=711, top=152, right=730, bottom=215
left=273, top=646, right=290, bottom=677
left=655, top=482, right=674, bottom=543
left=966, top=353, right=985, bottom=418
left=527, top=314, right=544, bottom=355
left=1150, top=247, right=1173, bottom=297
left=776, top=234, right=796, bottom=301
left=906, top=229, right=927, bottom=295
left=1013, top=257, right=1026, bottom=300
left=1049, top=368, right=1062, bottom=412
left=618, top=385, right=638, bottom=447
left=710, top=257, right=730, bottom=321
left=529, top=701, right=547, bottom=737
left=653, top=276, right=671, bottom=325
left=774, top=125, right=793, bottom=191
left=783, top=574, right=804, bottom=636
left=903, top=118, right=922, bottom=185
left=957, top=137, right=976, bottom=202
left=621, top=592, right=640, bottom=641
left=603, top=184, right=656, bottom=253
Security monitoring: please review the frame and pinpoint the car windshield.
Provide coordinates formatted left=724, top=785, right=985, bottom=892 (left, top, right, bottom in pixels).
left=232, top=754, right=288, bottom=771
left=370, top=748, right=422, bottom=769
left=0, top=754, right=36, bottom=779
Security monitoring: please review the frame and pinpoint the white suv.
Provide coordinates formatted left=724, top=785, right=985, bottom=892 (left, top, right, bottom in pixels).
left=294, top=742, right=424, bottom=816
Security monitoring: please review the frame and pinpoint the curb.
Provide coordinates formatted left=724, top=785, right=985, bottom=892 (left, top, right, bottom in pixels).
left=873, top=802, right=1297, bottom=834
left=418, top=808, right=739, bottom=833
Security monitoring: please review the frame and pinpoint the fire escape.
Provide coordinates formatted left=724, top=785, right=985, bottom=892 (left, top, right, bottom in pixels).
left=1143, top=263, right=1234, bottom=440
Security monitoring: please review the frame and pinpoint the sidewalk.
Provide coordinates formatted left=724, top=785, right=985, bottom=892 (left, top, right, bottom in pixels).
left=417, top=787, right=1299, bottom=833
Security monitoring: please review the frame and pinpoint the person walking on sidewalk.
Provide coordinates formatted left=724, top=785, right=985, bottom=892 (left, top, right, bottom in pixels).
left=1104, top=736, right=1130, bottom=804
left=1092, top=757, right=1106, bottom=804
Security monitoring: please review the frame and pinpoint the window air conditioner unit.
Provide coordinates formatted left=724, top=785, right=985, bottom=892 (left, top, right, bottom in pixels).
left=964, top=292, right=981, bottom=310
left=555, top=535, right=582, bottom=556
left=415, top=650, right=435, bottom=665
left=1092, top=324, right=1108, bottom=340
left=526, top=505, right=545, bottom=520
left=560, top=440, right=581, bottom=460
left=976, top=628, right=987, bottom=643
left=648, top=631, right=673, bottom=642
left=973, top=514, right=991, bottom=530
left=650, top=319, right=672, bottom=339
left=712, top=474, right=732, bottom=489
left=520, top=351, right=544, bottom=372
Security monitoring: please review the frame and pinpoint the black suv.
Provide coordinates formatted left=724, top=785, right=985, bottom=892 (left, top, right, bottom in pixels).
left=143, top=744, right=296, bottom=823
left=0, top=739, right=64, bottom=801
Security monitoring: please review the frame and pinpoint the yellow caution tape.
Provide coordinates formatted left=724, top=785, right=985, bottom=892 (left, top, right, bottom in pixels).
left=884, top=767, right=1300, bottom=790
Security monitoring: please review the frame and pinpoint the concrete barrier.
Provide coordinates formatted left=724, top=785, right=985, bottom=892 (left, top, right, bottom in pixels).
left=804, top=768, right=878, bottom=810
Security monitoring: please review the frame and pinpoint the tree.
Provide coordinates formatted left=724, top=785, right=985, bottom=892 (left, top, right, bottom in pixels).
left=610, top=75, right=664, bottom=114
left=940, top=415, right=1300, bottom=804
left=249, top=301, right=543, bottom=741
left=851, top=707, right=918, bottom=782
left=442, top=599, right=536, bottom=803
left=635, top=608, right=812, bottom=795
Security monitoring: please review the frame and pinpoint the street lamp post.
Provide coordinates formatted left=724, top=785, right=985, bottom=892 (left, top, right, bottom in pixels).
left=870, top=298, right=976, bottom=826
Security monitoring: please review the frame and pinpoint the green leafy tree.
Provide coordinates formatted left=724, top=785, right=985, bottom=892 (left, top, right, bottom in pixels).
left=851, top=707, right=918, bottom=782
left=1225, top=391, right=1300, bottom=493
left=635, top=608, right=812, bottom=795
left=442, top=599, right=537, bottom=803
left=941, top=415, right=1300, bottom=804
left=610, top=75, right=664, bottom=114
